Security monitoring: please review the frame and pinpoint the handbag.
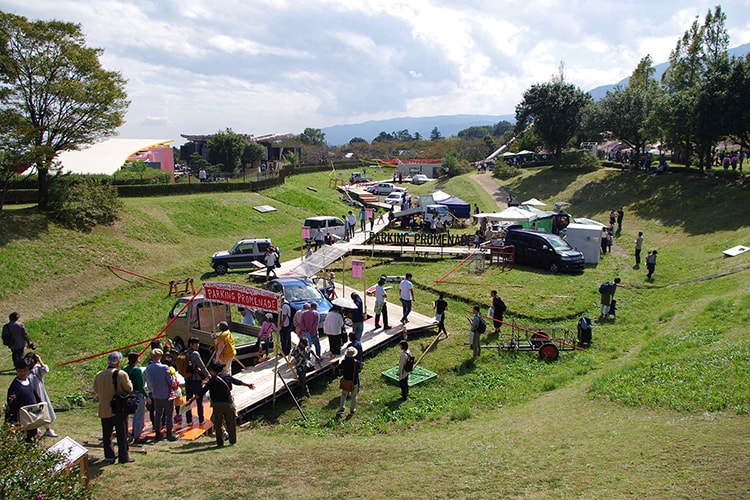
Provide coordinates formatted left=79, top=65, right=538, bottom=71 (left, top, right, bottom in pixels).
left=110, top=370, right=139, bottom=415
left=19, top=402, right=53, bottom=430
left=339, top=378, right=355, bottom=393
left=174, top=394, right=187, bottom=407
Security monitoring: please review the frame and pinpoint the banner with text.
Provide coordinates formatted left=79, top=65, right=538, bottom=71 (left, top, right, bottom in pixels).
left=202, top=282, right=281, bottom=312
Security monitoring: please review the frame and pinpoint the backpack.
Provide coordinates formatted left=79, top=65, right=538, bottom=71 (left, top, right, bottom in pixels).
left=404, top=353, right=415, bottom=372
left=477, top=317, right=487, bottom=334
left=497, top=299, right=507, bottom=314
left=175, top=351, right=194, bottom=378
left=598, top=281, right=612, bottom=295
left=1, top=324, right=12, bottom=347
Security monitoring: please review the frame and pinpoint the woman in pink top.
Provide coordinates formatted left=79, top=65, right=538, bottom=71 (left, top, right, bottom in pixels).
left=256, top=313, right=278, bottom=361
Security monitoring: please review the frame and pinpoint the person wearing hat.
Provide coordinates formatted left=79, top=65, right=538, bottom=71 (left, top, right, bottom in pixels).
left=336, top=346, right=360, bottom=417
left=256, top=313, right=278, bottom=362
left=374, top=275, right=391, bottom=330
left=94, top=351, right=135, bottom=461
left=214, top=321, right=236, bottom=374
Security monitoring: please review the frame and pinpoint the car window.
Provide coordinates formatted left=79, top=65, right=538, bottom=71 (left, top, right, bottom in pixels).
left=267, top=282, right=282, bottom=293
left=286, top=285, right=323, bottom=302
left=257, top=242, right=270, bottom=253
left=546, top=236, right=573, bottom=251
left=304, top=219, right=321, bottom=229
left=170, top=301, right=188, bottom=318
left=330, top=218, right=344, bottom=227
left=237, top=243, right=255, bottom=254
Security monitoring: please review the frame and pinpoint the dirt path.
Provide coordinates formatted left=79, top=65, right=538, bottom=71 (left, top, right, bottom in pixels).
left=469, top=172, right=509, bottom=211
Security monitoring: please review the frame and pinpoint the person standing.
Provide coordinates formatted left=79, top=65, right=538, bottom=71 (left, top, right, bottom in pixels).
left=600, top=227, right=609, bottom=254
left=27, top=352, right=57, bottom=437
left=336, top=347, right=360, bottom=416
left=191, top=361, right=254, bottom=447
left=93, top=352, right=134, bottom=463
left=301, top=302, right=321, bottom=358
left=3, top=312, right=34, bottom=366
left=490, top=290, right=506, bottom=334
left=397, top=341, right=412, bottom=400
left=323, top=306, right=345, bottom=357
left=5, top=357, right=41, bottom=442
left=646, top=250, right=658, bottom=280
left=350, top=292, right=364, bottom=341
left=313, top=227, right=324, bottom=251
left=347, top=211, right=356, bottom=237
left=359, top=206, right=366, bottom=233
left=469, top=306, right=485, bottom=358
left=343, top=214, right=351, bottom=242
left=290, top=337, right=318, bottom=398
left=616, top=208, right=624, bottom=231
left=280, top=299, right=293, bottom=356
left=634, top=232, right=644, bottom=267
left=214, top=321, right=236, bottom=374
left=123, top=352, right=147, bottom=443
left=399, top=273, right=415, bottom=325
left=238, top=307, right=255, bottom=326
left=599, top=277, right=621, bottom=318
left=374, top=275, right=391, bottom=330
left=183, top=338, right=209, bottom=427
left=433, top=292, right=448, bottom=338
left=264, top=246, right=278, bottom=280
left=143, top=349, right=177, bottom=442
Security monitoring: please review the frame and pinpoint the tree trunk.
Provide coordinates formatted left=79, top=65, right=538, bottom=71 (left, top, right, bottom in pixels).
left=37, top=167, right=49, bottom=210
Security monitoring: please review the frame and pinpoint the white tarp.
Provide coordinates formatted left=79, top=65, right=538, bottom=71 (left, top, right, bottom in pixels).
left=431, top=190, right=451, bottom=202
left=478, top=207, right=538, bottom=222
left=521, top=198, right=546, bottom=207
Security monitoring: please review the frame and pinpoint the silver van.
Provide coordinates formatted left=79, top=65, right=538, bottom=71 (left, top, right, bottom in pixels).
left=303, top=216, right=347, bottom=242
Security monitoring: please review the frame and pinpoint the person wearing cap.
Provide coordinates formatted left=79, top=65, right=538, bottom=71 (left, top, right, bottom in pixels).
left=214, top=321, right=236, bottom=374
left=256, top=313, right=278, bottom=362
left=374, top=275, right=390, bottom=330
left=93, top=351, right=135, bottom=462
left=336, top=346, right=360, bottom=416
left=143, top=348, right=177, bottom=442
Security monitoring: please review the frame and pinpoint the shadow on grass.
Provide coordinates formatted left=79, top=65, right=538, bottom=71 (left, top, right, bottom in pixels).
left=0, top=206, right=50, bottom=247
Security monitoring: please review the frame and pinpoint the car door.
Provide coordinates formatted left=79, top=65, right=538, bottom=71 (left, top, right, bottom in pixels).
left=228, top=241, right=256, bottom=269
left=255, top=241, right=270, bottom=261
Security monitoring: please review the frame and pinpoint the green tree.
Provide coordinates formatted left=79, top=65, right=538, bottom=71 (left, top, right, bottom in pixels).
left=430, top=127, right=442, bottom=141
left=724, top=54, right=750, bottom=156
left=207, top=128, right=245, bottom=173
left=515, top=66, right=592, bottom=166
left=298, top=127, right=326, bottom=145
left=188, top=152, right=213, bottom=177
left=0, top=11, right=129, bottom=208
left=242, top=141, right=266, bottom=170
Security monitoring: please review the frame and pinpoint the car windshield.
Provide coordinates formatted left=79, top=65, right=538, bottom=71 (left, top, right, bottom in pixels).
left=285, top=284, right=323, bottom=302
left=546, top=236, right=573, bottom=251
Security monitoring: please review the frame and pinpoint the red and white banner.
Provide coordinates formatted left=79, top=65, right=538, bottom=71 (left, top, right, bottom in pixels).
left=202, top=282, right=281, bottom=312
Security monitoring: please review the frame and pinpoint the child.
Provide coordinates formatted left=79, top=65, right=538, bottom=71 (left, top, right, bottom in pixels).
left=608, top=299, right=617, bottom=320
left=257, top=313, right=278, bottom=362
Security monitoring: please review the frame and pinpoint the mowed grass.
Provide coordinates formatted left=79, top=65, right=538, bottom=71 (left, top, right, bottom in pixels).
left=1, top=166, right=750, bottom=498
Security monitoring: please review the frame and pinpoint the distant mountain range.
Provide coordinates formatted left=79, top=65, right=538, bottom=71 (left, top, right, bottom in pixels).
left=321, top=43, right=750, bottom=146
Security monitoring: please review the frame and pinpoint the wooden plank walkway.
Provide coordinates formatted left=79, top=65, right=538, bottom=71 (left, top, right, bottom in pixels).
left=349, top=243, right=481, bottom=257
left=229, top=282, right=437, bottom=416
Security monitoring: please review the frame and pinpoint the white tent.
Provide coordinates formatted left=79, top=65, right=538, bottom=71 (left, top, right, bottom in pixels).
left=478, top=207, right=538, bottom=222
left=431, top=190, right=451, bottom=202
left=521, top=197, right=546, bottom=207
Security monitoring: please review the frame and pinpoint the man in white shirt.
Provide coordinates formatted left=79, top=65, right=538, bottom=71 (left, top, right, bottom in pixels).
left=374, top=276, right=391, bottom=330
left=399, top=273, right=414, bottom=325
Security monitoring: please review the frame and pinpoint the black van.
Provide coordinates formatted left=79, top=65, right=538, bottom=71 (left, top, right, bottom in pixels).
left=503, top=229, right=584, bottom=273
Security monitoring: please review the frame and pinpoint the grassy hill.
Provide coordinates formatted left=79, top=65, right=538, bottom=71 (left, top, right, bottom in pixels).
left=1, top=166, right=749, bottom=498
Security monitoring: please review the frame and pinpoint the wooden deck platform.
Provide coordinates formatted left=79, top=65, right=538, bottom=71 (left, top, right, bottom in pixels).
left=349, top=243, right=481, bottom=257
left=228, top=283, right=437, bottom=417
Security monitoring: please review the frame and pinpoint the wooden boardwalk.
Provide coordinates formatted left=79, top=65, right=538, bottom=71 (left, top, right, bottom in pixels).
left=229, top=283, right=437, bottom=416
left=349, top=243, right=481, bottom=257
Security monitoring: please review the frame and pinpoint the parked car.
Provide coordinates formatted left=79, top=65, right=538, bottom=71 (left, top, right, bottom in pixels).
left=384, top=192, right=406, bottom=205
left=411, top=174, right=430, bottom=185
left=303, top=216, right=347, bottom=243
left=367, top=182, right=400, bottom=195
left=263, top=277, right=331, bottom=329
left=211, top=238, right=273, bottom=275
left=503, top=229, right=584, bottom=273
left=349, top=172, right=372, bottom=184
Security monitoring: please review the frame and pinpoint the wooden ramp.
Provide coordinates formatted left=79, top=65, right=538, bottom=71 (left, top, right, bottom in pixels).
left=229, top=284, right=437, bottom=417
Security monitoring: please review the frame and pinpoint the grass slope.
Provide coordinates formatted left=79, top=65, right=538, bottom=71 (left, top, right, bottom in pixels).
left=1, top=166, right=749, bottom=498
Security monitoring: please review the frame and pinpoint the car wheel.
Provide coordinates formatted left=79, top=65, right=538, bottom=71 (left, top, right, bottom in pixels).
left=215, top=263, right=228, bottom=275
left=173, top=337, right=185, bottom=353
left=549, top=262, right=559, bottom=273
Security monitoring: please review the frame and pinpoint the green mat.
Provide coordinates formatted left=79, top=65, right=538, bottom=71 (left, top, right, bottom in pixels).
left=381, top=365, right=437, bottom=386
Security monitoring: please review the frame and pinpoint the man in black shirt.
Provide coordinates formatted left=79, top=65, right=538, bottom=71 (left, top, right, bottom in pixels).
left=192, top=362, right=254, bottom=447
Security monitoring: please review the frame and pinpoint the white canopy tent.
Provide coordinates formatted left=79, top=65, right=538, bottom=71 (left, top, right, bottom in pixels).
left=476, top=207, right=538, bottom=223
left=521, top=198, right=546, bottom=207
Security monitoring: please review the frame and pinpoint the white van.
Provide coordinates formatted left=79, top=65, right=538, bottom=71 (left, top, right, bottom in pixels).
left=303, top=216, right=347, bottom=242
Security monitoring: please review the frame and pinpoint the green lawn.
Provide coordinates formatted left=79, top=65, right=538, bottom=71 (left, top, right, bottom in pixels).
left=1, top=165, right=749, bottom=498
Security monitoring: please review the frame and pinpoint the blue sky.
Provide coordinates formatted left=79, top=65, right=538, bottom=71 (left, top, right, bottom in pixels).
left=2, top=0, right=749, bottom=145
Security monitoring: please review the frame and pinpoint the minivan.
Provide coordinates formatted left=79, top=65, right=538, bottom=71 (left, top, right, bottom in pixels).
left=303, top=216, right=347, bottom=243
left=503, top=229, right=584, bottom=273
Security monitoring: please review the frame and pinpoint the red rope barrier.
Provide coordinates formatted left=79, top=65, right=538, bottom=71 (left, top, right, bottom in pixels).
left=462, top=309, right=585, bottom=351
left=103, top=262, right=172, bottom=287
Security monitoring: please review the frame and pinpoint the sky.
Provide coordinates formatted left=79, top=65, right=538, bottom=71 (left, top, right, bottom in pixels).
left=2, top=0, right=750, bottom=146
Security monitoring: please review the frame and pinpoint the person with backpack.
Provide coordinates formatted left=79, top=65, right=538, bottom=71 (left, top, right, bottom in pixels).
left=599, top=277, right=621, bottom=319
left=123, top=352, right=146, bottom=443
left=397, top=340, right=414, bottom=400
left=490, top=290, right=506, bottom=334
left=180, top=337, right=209, bottom=426
left=469, top=305, right=486, bottom=358
left=3, top=312, right=35, bottom=366
left=93, top=352, right=134, bottom=462
left=214, top=321, right=236, bottom=373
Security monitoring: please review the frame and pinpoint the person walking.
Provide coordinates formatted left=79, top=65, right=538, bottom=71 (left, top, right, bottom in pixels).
left=397, top=341, right=412, bottom=400
left=490, top=290, right=506, bottom=334
left=433, top=292, right=448, bottom=338
left=191, top=361, right=254, bottom=447
left=3, top=312, right=35, bottom=366
left=399, top=273, right=415, bottom=325
left=646, top=250, right=658, bottom=280
left=264, top=246, right=278, bottom=280
left=214, top=321, right=236, bottom=374
left=374, top=275, right=391, bottom=330
left=123, top=352, right=147, bottom=443
left=336, top=347, right=360, bottom=416
left=599, top=277, right=621, bottom=319
left=93, top=352, right=134, bottom=463
left=6, top=357, right=42, bottom=442
left=634, top=232, right=644, bottom=267
left=27, top=352, right=57, bottom=437
left=359, top=206, right=366, bottom=233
